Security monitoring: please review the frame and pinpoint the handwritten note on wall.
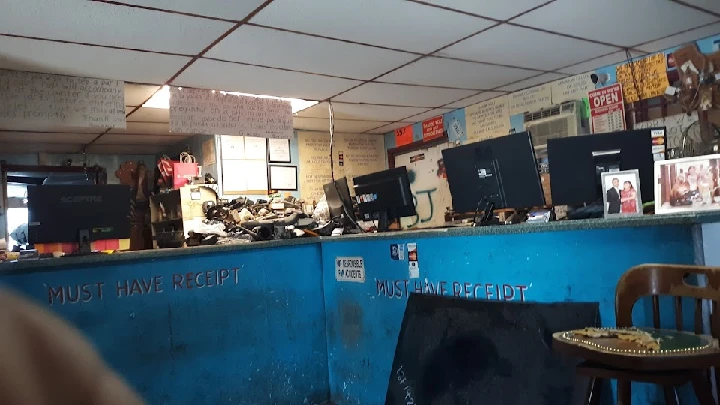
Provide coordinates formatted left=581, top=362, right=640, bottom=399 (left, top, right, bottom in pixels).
left=0, top=69, right=125, bottom=128
left=551, top=73, right=595, bottom=104
left=465, top=96, right=510, bottom=142
left=169, top=88, right=293, bottom=139
left=509, top=84, right=552, bottom=115
left=298, top=131, right=386, bottom=202
left=616, top=53, right=670, bottom=103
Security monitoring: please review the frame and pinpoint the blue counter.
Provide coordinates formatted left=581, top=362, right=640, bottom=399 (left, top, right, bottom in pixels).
left=0, top=213, right=717, bottom=405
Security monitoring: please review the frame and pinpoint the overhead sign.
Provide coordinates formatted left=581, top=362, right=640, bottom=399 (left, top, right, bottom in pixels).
left=588, top=83, right=626, bottom=134
left=616, top=53, right=670, bottom=103
left=395, top=125, right=413, bottom=147
left=335, top=257, right=365, bottom=283
left=422, top=116, right=444, bottom=141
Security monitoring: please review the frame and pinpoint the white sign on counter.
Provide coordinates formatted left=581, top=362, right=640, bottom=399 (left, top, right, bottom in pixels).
left=169, top=87, right=293, bottom=139
left=335, top=257, right=366, bottom=283
left=0, top=69, right=125, bottom=128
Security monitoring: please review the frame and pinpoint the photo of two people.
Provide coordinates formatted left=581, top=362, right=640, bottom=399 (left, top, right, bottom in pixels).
left=602, top=170, right=642, bottom=217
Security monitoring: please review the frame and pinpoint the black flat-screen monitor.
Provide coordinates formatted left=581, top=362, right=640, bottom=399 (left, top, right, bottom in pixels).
left=27, top=185, right=131, bottom=250
left=353, top=167, right=416, bottom=232
left=323, top=177, right=356, bottom=221
left=547, top=127, right=666, bottom=206
left=442, top=131, right=545, bottom=214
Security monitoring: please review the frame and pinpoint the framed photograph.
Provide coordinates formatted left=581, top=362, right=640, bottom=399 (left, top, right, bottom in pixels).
left=268, top=138, right=291, bottom=163
left=654, top=154, right=720, bottom=214
left=268, top=165, right=298, bottom=191
left=601, top=170, right=642, bottom=218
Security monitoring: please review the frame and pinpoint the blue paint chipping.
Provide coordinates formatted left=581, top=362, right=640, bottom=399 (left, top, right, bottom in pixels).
left=0, top=224, right=703, bottom=404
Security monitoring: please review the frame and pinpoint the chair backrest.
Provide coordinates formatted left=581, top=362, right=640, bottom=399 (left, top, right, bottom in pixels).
left=615, top=264, right=720, bottom=337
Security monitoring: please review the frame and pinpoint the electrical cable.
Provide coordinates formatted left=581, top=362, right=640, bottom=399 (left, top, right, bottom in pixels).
left=328, top=101, right=363, bottom=232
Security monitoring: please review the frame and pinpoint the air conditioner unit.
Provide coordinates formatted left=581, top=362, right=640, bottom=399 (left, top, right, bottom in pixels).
left=524, top=101, right=589, bottom=148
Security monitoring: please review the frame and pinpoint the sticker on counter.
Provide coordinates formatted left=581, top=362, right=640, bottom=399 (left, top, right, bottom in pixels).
left=407, top=243, right=418, bottom=261
left=409, top=261, right=419, bottom=279
left=335, top=257, right=365, bottom=283
left=390, top=244, right=405, bottom=261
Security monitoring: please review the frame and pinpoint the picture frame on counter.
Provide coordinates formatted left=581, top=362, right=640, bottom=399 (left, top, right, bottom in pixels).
left=268, top=138, right=291, bottom=163
left=601, top=169, right=642, bottom=218
left=654, top=154, right=720, bottom=215
left=268, top=165, right=298, bottom=191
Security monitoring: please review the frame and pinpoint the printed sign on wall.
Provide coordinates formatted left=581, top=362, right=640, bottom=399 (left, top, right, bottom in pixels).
left=616, top=53, right=670, bottom=103
left=509, top=84, right=552, bottom=115
left=335, top=257, right=365, bottom=283
left=465, top=96, right=510, bottom=142
left=551, top=73, right=595, bottom=104
left=395, top=125, right=413, bottom=147
left=588, top=83, right=626, bottom=133
left=422, top=116, right=444, bottom=141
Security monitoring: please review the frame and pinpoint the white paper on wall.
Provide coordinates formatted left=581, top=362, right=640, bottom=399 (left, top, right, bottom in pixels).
left=169, top=87, right=293, bottom=139
left=0, top=69, right=125, bottom=128
left=634, top=111, right=698, bottom=150
left=464, top=96, right=510, bottom=142
left=508, top=84, right=552, bottom=116
left=220, top=135, right=245, bottom=159
left=551, top=73, right=595, bottom=104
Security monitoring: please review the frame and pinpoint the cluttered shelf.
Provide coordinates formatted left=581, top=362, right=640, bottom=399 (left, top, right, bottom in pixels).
left=1, top=211, right=718, bottom=273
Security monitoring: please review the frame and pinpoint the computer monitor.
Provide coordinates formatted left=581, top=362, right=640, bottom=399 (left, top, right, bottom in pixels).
left=442, top=131, right=545, bottom=221
left=547, top=127, right=666, bottom=206
left=323, top=177, right=356, bottom=222
left=353, top=167, right=416, bottom=232
left=27, top=185, right=131, bottom=252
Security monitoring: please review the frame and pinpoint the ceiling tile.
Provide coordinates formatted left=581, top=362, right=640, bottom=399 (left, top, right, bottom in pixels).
left=514, top=0, right=717, bottom=47
left=125, top=84, right=162, bottom=106
left=423, top=0, right=552, bottom=20
left=293, top=117, right=391, bottom=133
left=85, top=144, right=166, bottom=154
left=117, top=0, right=269, bottom=20
left=1, top=0, right=233, bottom=54
left=0, top=37, right=190, bottom=84
left=296, top=102, right=430, bottom=121
left=675, top=0, right=720, bottom=15
left=207, top=25, right=417, bottom=80
left=497, top=73, right=567, bottom=92
left=109, top=122, right=172, bottom=135
left=174, top=59, right=360, bottom=100
left=0, top=132, right=98, bottom=143
left=252, top=0, right=494, bottom=53
left=333, top=83, right=477, bottom=107
left=403, top=108, right=453, bottom=123
left=126, top=107, right=169, bottom=122
left=94, top=134, right=187, bottom=145
left=365, top=121, right=415, bottom=134
left=442, top=25, right=617, bottom=70
left=380, top=57, right=537, bottom=90
left=1, top=143, right=83, bottom=153
left=558, top=50, right=645, bottom=75
left=637, top=22, right=720, bottom=54
left=444, top=91, right=506, bottom=108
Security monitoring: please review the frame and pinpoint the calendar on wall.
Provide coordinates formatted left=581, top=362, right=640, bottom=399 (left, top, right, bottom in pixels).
left=588, top=83, right=626, bottom=134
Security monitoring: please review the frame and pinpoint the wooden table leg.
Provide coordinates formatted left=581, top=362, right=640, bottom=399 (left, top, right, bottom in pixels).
left=618, top=380, right=631, bottom=405
left=691, top=372, right=716, bottom=405
left=663, top=386, right=679, bottom=405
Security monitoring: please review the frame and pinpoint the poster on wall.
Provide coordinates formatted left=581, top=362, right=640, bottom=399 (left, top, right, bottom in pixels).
left=615, top=53, right=670, bottom=103
left=422, top=116, right=444, bottom=141
left=551, top=73, right=595, bottom=104
left=465, top=96, right=510, bottom=142
left=634, top=111, right=698, bottom=150
left=395, top=125, right=413, bottom=147
left=588, top=83, right=626, bottom=134
left=169, top=87, right=293, bottom=139
left=508, top=84, right=552, bottom=116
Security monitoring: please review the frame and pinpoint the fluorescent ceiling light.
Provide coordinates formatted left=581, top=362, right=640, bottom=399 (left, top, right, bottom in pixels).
left=143, top=85, right=318, bottom=114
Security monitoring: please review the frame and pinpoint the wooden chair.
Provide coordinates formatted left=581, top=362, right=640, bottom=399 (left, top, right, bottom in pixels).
left=568, top=264, right=720, bottom=405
